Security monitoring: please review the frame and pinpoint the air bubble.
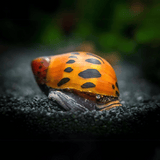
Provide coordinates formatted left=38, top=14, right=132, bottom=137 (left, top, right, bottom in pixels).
left=96, top=94, right=101, bottom=99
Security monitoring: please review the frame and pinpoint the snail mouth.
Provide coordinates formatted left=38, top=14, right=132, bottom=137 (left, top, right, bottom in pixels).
left=96, top=100, right=122, bottom=111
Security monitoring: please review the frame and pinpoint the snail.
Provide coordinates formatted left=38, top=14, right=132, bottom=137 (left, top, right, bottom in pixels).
left=31, top=52, right=121, bottom=112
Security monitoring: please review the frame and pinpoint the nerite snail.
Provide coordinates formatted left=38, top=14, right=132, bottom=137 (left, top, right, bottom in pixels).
left=31, top=52, right=122, bottom=112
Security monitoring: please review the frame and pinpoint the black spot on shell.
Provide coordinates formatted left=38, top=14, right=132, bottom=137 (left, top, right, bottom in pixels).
left=85, top=58, right=101, bottom=64
left=71, top=52, right=80, bottom=55
left=87, top=53, right=104, bottom=64
left=116, top=82, right=119, bottom=89
left=78, top=69, right=101, bottom=78
left=37, top=71, right=41, bottom=74
left=112, top=85, right=115, bottom=89
left=69, top=56, right=77, bottom=58
left=64, top=67, right=73, bottom=73
left=81, top=82, right=96, bottom=88
left=66, top=60, right=75, bottom=64
left=116, top=91, right=119, bottom=97
left=39, top=66, right=42, bottom=69
left=57, top=78, right=70, bottom=87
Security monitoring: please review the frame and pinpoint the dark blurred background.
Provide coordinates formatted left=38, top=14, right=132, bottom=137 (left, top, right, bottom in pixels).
left=0, top=0, right=160, bottom=86
left=0, top=1, right=160, bottom=159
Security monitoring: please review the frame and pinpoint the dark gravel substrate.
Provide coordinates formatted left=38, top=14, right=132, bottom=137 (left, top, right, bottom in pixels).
left=0, top=46, right=160, bottom=141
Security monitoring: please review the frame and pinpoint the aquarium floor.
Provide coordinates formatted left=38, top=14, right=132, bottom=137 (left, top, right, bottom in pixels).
left=0, top=46, right=160, bottom=141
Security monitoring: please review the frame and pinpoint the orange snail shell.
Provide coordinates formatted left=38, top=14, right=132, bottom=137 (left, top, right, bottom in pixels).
left=31, top=52, right=122, bottom=111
